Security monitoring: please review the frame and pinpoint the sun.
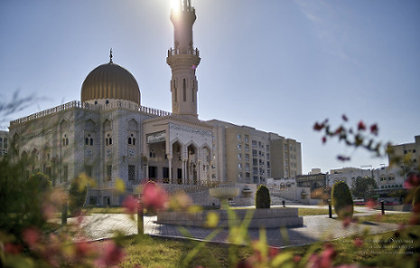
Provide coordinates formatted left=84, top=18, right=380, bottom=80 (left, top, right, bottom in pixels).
left=170, top=0, right=181, bottom=12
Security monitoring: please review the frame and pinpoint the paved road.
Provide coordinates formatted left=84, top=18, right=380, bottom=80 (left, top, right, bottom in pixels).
left=74, top=208, right=404, bottom=247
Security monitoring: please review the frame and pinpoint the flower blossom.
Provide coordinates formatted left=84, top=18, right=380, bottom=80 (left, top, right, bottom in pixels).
left=123, top=195, right=140, bottom=214
left=141, top=182, right=168, bottom=210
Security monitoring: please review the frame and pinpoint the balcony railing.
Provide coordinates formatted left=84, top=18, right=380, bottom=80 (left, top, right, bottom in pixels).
left=168, top=47, right=200, bottom=57
left=10, top=100, right=172, bottom=126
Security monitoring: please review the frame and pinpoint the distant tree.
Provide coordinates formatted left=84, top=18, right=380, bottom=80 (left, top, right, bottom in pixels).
left=255, top=185, right=271, bottom=209
left=331, top=181, right=354, bottom=219
left=351, top=176, right=377, bottom=200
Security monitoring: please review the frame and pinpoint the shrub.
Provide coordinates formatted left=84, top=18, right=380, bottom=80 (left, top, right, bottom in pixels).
left=69, top=176, right=88, bottom=216
left=331, top=181, right=354, bottom=219
left=255, top=185, right=270, bottom=209
left=412, top=186, right=420, bottom=208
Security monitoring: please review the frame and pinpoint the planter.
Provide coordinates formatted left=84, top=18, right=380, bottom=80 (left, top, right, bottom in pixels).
left=157, top=207, right=303, bottom=229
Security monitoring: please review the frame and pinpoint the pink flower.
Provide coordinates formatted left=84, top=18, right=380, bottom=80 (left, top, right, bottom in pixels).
left=4, top=243, right=22, bottom=254
left=42, top=203, right=56, bottom=220
left=96, top=241, right=125, bottom=267
left=366, top=199, right=376, bottom=209
left=313, top=122, right=324, bottom=131
left=269, top=247, right=279, bottom=258
left=75, top=240, right=93, bottom=258
left=322, top=136, right=327, bottom=144
left=23, top=227, right=40, bottom=247
left=141, top=182, right=168, bottom=210
left=236, top=259, right=253, bottom=268
left=404, top=173, right=420, bottom=189
left=123, top=195, right=140, bottom=214
left=293, top=255, right=302, bottom=263
left=370, top=124, right=378, bottom=135
left=357, top=121, right=366, bottom=131
left=353, top=237, right=363, bottom=247
left=320, top=243, right=336, bottom=268
left=342, top=217, right=352, bottom=228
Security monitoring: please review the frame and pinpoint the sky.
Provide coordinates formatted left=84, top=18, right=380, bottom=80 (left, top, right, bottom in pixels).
left=0, top=0, right=419, bottom=174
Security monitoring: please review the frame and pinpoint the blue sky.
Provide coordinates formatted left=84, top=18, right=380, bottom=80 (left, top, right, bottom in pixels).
left=1, top=0, right=419, bottom=174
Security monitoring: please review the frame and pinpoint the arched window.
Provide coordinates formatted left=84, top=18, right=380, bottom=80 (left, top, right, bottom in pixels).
left=62, top=134, right=69, bottom=146
left=128, top=133, right=136, bottom=145
left=105, top=133, right=112, bottom=146
left=85, top=134, right=94, bottom=146
left=173, top=80, right=177, bottom=102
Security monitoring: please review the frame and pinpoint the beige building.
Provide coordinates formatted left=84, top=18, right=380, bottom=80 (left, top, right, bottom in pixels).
left=389, top=135, right=420, bottom=168
left=207, top=120, right=302, bottom=184
left=0, top=130, right=8, bottom=157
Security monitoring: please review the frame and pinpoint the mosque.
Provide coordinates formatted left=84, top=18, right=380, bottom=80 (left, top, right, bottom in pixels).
left=9, top=0, right=302, bottom=206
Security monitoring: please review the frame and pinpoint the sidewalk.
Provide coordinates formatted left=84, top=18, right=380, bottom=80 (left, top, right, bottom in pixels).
left=77, top=208, right=403, bottom=248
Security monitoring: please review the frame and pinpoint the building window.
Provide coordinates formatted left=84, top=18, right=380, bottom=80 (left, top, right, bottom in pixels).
left=106, top=165, right=112, bottom=181
left=244, top=135, right=249, bottom=143
left=128, top=133, right=136, bottom=145
left=174, top=87, right=178, bottom=102
left=237, top=134, right=241, bottom=141
left=245, top=154, right=250, bottom=161
left=238, top=163, right=242, bottom=170
left=128, top=165, right=135, bottom=181
left=245, top=163, right=250, bottom=172
left=85, top=165, right=93, bottom=177
left=183, top=79, right=186, bottom=101
left=62, top=134, right=69, bottom=146
left=106, top=134, right=112, bottom=146
left=237, top=153, right=242, bottom=160
left=63, top=165, right=68, bottom=182
left=85, top=134, right=93, bottom=146
left=3, top=138, right=7, bottom=149
left=245, top=144, right=249, bottom=152
left=237, top=144, right=242, bottom=150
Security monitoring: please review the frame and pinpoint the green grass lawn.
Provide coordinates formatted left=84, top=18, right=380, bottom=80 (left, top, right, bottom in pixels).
left=298, top=208, right=362, bottom=216
left=118, top=223, right=420, bottom=267
left=355, top=212, right=412, bottom=224
left=120, top=235, right=252, bottom=268
left=83, top=207, right=127, bottom=214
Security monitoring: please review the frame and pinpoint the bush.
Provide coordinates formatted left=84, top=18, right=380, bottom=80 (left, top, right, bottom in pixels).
left=331, top=181, right=354, bottom=219
left=0, top=158, right=52, bottom=238
left=412, top=186, right=420, bottom=207
left=255, top=185, right=270, bottom=209
left=69, top=176, right=88, bottom=216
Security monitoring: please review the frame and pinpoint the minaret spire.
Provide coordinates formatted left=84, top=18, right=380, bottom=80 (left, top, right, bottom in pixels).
left=167, top=0, right=200, bottom=119
left=109, top=48, right=113, bottom=64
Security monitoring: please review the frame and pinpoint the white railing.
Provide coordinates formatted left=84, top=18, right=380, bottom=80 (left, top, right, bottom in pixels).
left=10, top=100, right=172, bottom=126
left=168, top=47, right=200, bottom=57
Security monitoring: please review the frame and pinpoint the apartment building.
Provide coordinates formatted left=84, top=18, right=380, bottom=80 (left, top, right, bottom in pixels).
left=207, top=120, right=302, bottom=184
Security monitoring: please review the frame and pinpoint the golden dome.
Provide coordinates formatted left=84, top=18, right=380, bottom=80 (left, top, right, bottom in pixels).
left=81, top=61, right=140, bottom=105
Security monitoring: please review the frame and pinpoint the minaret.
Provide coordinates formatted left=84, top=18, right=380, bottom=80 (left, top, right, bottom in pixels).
left=167, top=0, right=200, bottom=119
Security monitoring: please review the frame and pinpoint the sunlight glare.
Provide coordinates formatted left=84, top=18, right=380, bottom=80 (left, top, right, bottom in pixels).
left=170, top=0, right=181, bottom=12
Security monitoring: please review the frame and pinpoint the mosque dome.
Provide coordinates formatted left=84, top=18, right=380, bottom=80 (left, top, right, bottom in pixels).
left=81, top=54, right=140, bottom=106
